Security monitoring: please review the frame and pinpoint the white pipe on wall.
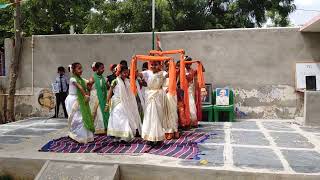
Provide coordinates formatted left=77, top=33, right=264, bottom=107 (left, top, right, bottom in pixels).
left=0, top=35, right=34, bottom=96
left=152, top=0, right=155, bottom=29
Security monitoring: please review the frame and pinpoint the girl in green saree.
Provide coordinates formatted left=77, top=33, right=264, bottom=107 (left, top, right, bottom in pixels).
left=65, top=62, right=95, bottom=144
left=89, top=62, right=109, bottom=134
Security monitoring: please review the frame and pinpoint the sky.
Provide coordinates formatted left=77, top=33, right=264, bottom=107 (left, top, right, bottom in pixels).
left=290, top=0, right=320, bottom=26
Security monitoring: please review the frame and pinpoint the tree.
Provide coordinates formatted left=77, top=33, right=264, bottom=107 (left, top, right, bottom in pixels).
left=85, top=0, right=296, bottom=33
left=1, top=0, right=104, bottom=45
left=1, top=0, right=297, bottom=42
left=267, top=10, right=292, bottom=27
left=21, top=0, right=102, bottom=36
left=1, top=0, right=105, bottom=122
left=85, top=0, right=154, bottom=33
left=7, top=0, right=22, bottom=122
left=0, top=0, right=14, bottom=48
left=0, top=0, right=296, bottom=121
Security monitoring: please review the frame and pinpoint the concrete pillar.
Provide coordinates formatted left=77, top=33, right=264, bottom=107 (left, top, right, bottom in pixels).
left=304, top=91, right=320, bottom=126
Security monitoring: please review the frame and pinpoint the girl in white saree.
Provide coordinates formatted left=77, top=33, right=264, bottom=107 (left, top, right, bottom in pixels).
left=65, top=63, right=95, bottom=144
left=130, top=56, right=177, bottom=145
left=141, top=68, right=167, bottom=142
left=185, top=57, right=198, bottom=126
left=162, top=62, right=179, bottom=140
left=89, top=62, right=109, bottom=134
left=107, top=65, right=142, bottom=142
left=140, top=61, right=175, bottom=144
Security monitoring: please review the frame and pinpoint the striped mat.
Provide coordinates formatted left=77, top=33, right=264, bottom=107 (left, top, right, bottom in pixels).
left=40, top=131, right=209, bottom=159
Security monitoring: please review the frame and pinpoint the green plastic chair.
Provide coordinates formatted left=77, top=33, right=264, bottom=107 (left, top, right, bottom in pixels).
left=202, top=104, right=214, bottom=122
left=201, top=84, right=213, bottom=122
left=213, top=89, right=235, bottom=122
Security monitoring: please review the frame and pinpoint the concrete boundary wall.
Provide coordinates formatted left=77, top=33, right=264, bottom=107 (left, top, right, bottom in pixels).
left=2, top=27, right=320, bottom=119
left=0, top=158, right=319, bottom=180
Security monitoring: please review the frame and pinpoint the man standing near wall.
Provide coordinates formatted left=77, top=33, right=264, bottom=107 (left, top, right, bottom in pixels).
left=52, top=66, right=69, bottom=118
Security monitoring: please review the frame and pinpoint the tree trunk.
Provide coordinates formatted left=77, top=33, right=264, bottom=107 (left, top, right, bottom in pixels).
left=0, top=88, right=5, bottom=124
left=7, top=0, right=22, bottom=122
left=3, top=94, right=7, bottom=123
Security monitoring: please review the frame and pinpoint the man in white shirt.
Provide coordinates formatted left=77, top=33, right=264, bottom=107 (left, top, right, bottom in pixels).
left=52, top=66, right=69, bottom=118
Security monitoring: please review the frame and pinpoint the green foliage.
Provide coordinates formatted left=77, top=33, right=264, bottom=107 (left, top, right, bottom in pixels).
left=267, top=10, right=292, bottom=27
left=21, top=0, right=101, bottom=36
left=0, top=0, right=296, bottom=47
left=0, top=174, right=14, bottom=180
left=85, top=0, right=296, bottom=33
left=0, top=0, right=14, bottom=48
left=0, top=0, right=101, bottom=46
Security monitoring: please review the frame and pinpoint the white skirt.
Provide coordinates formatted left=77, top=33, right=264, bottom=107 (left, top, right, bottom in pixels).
left=166, top=94, right=178, bottom=133
left=142, top=89, right=167, bottom=142
left=107, top=99, right=135, bottom=141
left=65, top=95, right=94, bottom=144
left=188, top=86, right=197, bottom=123
left=90, top=89, right=106, bottom=134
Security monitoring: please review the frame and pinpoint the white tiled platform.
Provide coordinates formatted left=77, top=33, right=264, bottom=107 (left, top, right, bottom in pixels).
left=0, top=118, right=320, bottom=180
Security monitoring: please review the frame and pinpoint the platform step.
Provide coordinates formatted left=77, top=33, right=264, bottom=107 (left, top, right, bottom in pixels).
left=35, top=160, right=119, bottom=180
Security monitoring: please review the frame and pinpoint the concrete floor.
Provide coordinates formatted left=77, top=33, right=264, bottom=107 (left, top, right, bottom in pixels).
left=0, top=118, right=320, bottom=179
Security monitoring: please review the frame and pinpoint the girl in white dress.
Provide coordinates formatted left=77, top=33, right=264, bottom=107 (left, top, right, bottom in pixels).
left=89, top=62, right=109, bottom=134
left=184, top=58, right=207, bottom=127
left=107, top=65, right=142, bottom=142
left=140, top=61, right=170, bottom=144
left=185, top=57, right=198, bottom=126
left=65, top=62, right=95, bottom=144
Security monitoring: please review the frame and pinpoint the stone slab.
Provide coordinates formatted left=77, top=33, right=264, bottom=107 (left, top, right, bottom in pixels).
left=3, top=118, right=320, bottom=179
left=179, top=145, right=224, bottom=167
left=270, top=132, right=315, bottom=148
left=262, top=122, right=295, bottom=131
left=0, top=129, right=9, bottom=134
left=300, top=127, right=320, bottom=133
left=231, top=121, right=259, bottom=130
left=29, top=123, right=67, bottom=130
left=201, top=130, right=225, bottom=144
left=4, top=128, right=57, bottom=136
left=198, top=123, right=225, bottom=130
left=7, top=118, right=45, bottom=126
left=197, top=144, right=224, bottom=166
left=42, top=118, right=68, bottom=124
left=231, top=130, right=270, bottom=146
left=0, top=158, right=46, bottom=180
left=233, top=147, right=283, bottom=170
left=0, top=136, right=30, bottom=144
left=0, top=124, right=28, bottom=129
left=282, top=150, right=320, bottom=173
left=35, top=160, right=119, bottom=180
